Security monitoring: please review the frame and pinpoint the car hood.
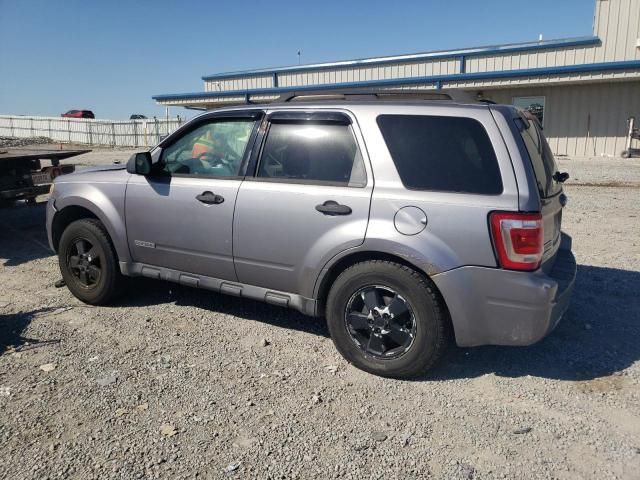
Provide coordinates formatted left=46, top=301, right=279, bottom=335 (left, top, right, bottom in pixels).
left=55, top=164, right=130, bottom=184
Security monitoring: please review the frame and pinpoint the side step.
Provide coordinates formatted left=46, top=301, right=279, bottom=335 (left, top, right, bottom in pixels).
left=120, top=262, right=316, bottom=316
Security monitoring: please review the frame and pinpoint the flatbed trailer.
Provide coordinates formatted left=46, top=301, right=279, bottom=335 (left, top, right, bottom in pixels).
left=0, top=148, right=89, bottom=202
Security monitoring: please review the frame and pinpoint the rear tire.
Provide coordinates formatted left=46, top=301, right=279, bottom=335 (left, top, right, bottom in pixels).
left=58, top=218, right=123, bottom=305
left=326, top=260, right=449, bottom=379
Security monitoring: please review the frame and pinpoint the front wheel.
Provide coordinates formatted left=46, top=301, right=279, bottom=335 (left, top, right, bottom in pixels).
left=58, top=218, right=123, bottom=305
left=326, top=260, right=449, bottom=378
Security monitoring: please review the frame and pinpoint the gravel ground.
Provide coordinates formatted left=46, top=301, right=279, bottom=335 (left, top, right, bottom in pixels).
left=0, top=145, right=639, bottom=479
left=0, top=136, right=53, bottom=148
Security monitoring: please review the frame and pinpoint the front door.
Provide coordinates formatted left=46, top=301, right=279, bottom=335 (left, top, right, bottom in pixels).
left=233, top=110, right=373, bottom=295
left=125, top=113, right=260, bottom=279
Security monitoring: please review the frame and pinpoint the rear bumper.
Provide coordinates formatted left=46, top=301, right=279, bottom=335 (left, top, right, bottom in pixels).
left=432, top=233, right=577, bottom=347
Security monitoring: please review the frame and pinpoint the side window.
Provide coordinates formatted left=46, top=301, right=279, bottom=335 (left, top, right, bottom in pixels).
left=160, top=119, right=256, bottom=177
left=377, top=114, right=503, bottom=195
left=516, top=115, right=560, bottom=198
left=256, top=122, right=366, bottom=187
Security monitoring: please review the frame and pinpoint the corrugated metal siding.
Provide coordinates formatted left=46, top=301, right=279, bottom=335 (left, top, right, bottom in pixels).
left=444, top=69, right=640, bottom=89
left=485, top=80, right=640, bottom=157
left=276, top=59, right=459, bottom=88
left=205, top=75, right=275, bottom=91
left=465, top=45, right=601, bottom=73
left=594, top=0, right=640, bottom=61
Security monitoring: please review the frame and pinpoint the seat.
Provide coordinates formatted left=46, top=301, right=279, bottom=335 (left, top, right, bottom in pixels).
left=280, top=143, right=311, bottom=179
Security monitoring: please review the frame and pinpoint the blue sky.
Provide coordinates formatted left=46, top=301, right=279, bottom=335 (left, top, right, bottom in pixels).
left=0, top=0, right=595, bottom=120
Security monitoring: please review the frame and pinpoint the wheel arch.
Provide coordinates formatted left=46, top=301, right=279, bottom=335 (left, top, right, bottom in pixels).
left=51, top=197, right=130, bottom=262
left=51, top=205, right=98, bottom=252
left=315, top=250, right=452, bottom=328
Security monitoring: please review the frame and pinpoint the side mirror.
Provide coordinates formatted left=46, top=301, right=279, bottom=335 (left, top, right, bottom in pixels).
left=553, top=171, right=570, bottom=183
left=127, top=152, right=152, bottom=175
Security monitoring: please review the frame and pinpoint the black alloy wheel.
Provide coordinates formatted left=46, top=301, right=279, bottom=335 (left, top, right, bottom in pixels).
left=344, top=285, right=416, bottom=359
left=66, top=237, right=102, bottom=288
left=58, top=218, right=123, bottom=305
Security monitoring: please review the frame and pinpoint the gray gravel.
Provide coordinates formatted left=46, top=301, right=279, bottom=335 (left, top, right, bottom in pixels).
left=0, top=153, right=639, bottom=479
left=0, top=136, right=53, bottom=148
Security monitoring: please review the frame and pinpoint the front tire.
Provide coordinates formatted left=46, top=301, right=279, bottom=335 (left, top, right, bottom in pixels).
left=326, top=260, right=449, bottom=378
left=58, top=218, right=123, bottom=305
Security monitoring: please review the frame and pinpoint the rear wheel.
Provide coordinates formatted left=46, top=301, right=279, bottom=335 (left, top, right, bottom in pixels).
left=58, top=218, right=123, bottom=305
left=326, top=260, right=449, bottom=378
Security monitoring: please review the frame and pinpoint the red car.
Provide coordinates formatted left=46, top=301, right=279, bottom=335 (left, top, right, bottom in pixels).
left=61, top=109, right=95, bottom=119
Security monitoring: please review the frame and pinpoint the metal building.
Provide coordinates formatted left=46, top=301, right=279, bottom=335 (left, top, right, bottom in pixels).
left=154, top=0, right=640, bottom=157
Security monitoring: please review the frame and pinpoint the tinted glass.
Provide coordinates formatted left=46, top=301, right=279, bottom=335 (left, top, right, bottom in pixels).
left=160, top=119, right=256, bottom=177
left=377, top=115, right=503, bottom=194
left=515, top=116, right=561, bottom=198
left=257, top=123, right=366, bottom=186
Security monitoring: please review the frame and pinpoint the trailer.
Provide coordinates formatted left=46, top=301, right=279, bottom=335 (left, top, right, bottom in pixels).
left=0, top=148, right=89, bottom=203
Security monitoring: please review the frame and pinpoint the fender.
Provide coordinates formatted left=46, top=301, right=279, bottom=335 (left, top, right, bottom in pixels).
left=311, top=234, right=463, bottom=301
left=53, top=189, right=131, bottom=263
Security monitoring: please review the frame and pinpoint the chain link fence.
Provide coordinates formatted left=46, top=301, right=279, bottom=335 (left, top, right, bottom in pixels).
left=0, top=114, right=185, bottom=147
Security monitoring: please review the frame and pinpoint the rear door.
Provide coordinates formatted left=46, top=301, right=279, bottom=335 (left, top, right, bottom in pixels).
left=514, top=113, right=565, bottom=267
left=232, top=110, right=372, bottom=295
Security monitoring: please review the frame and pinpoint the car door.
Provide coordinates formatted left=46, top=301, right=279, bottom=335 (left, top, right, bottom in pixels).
left=233, top=110, right=373, bottom=295
left=125, top=111, right=262, bottom=279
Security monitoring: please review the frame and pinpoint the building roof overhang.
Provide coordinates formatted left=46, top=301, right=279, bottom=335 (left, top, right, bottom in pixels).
left=200, top=36, right=601, bottom=81
left=154, top=60, right=640, bottom=107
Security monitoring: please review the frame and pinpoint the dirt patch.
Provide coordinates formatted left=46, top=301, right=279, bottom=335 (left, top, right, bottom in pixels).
left=574, top=374, right=627, bottom=394
left=569, top=181, right=640, bottom=188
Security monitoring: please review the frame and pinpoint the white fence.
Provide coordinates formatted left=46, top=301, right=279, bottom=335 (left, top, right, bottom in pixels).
left=0, top=114, right=186, bottom=148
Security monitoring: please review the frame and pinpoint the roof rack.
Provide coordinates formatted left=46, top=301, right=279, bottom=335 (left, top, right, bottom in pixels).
left=275, top=88, right=477, bottom=104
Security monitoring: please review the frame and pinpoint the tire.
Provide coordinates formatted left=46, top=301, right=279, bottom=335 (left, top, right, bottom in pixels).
left=58, top=218, right=123, bottom=305
left=326, top=260, right=449, bottom=379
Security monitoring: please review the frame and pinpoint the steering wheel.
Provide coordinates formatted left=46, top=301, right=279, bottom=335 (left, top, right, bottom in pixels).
left=195, top=151, right=226, bottom=166
left=181, top=152, right=233, bottom=175
left=223, top=148, right=241, bottom=163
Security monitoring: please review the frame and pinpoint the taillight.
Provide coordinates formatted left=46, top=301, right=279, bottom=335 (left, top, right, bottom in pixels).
left=490, top=212, right=543, bottom=271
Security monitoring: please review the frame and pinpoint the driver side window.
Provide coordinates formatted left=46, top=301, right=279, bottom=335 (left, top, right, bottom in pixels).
left=160, top=119, right=256, bottom=177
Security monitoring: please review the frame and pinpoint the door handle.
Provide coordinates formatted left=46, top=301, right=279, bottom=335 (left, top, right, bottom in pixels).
left=196, top=191, right=224, bottom=205
left=315, top=200, right=352, bottom=216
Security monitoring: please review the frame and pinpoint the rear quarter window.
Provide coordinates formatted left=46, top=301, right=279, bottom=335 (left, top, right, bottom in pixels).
left=377, top=114, right=503, bottom=195
left=514, top=115, right=561, bottom=198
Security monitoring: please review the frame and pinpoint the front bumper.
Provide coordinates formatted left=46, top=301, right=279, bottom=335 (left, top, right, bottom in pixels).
left=0, top=184, right=50, bottom=200
left=432, top=234, right=577, bottom=347
left=45, top=196, right=57, bottom=252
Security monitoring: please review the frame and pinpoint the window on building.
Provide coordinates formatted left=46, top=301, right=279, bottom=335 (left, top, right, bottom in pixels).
left=513, top=96, right=545, bottom=126
left=376, top=114, right=503, bottom=195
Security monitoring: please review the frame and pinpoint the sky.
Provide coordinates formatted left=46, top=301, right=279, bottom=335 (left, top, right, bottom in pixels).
left=0, top=0, right=595, bottom=120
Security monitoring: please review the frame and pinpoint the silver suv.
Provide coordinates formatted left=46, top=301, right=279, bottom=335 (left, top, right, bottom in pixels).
left=46, top=91, right=577, bottom=378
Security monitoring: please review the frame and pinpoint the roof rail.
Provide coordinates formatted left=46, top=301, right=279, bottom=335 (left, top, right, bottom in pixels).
left=275, top=88, right=477, bottom=104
